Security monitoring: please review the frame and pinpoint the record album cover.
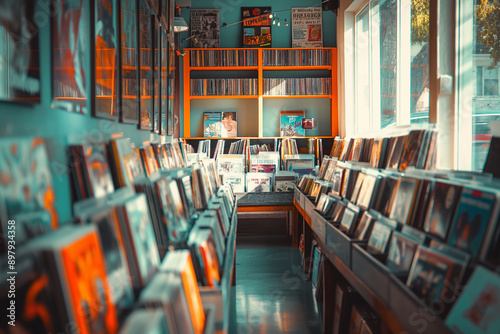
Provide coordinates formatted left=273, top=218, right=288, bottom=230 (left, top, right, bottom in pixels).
left=0, top=138, right=58, bottom=249
left=280, top=110, right=305, bottom=137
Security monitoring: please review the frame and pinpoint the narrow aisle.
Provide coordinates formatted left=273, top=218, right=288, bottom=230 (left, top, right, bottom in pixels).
left=229, top=236, right=323, bottom=334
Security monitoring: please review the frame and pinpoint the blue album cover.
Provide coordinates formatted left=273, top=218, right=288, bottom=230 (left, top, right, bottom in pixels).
left=447, top=187, right=497, bottom=258
left=446, top=266, right=500, bottom=334
left=203, top=112, right=222, bottom=137
left=280, top=110, right=305, bottom=137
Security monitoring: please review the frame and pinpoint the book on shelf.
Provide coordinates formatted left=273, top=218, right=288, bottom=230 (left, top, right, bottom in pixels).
left=280, top=110, right=305, bottom=137
left=246, top=172, right=274, bottom=192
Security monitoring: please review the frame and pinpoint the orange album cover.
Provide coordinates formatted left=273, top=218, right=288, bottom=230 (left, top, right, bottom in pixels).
left=181, top=253, right=205, bottom=334
left=200, top=239, right=220, bottom=287
left=61, top=231, right=118, bottom=334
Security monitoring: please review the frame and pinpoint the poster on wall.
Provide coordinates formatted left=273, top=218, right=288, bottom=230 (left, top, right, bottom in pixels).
left=120, top=0, right=138, bottom=124
left=0, top=0, right=40, bottom=103
left=190, top=9, right=220, bottom=48
left=52, top=0, right=88, bottom=114
left=291, top=7, right=323, bottom=48
left=241, top=7, right=272, bottom=47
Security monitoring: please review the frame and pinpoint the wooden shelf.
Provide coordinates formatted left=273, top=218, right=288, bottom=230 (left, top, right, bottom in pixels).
left=263, top=65, right=332, bottom=71
left=189, top=95, right=258, bottom=100
left=189, top=66, right=259, bottom=71
left=263, top=95, right=332, bottom=99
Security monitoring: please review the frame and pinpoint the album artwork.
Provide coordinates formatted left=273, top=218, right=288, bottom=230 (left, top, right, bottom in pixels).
left=120, top=309, right=170, bottom=334
left=109, top=137, right=145, bottom=188
left=0, top=0, right=40, bottom=102
left=407, top=246, right=467, bottom=310
left=190, top=9, right=220, bottom=48
left=386, top=231, right=421, bottom=276
left=188, top=229, right=221, bottom=287
left=423, top=181, right=463, bottom=240
left=241, top=7, right=272, bottom=47
left=280, top=110, right=305, bottom=137
left=445, top=266, right=500, bottom=334
left=52, top=0, right=88, bottom=113
left=447, top=187, right=497, bottom=257
left=89, top=208, right=134, bottom=312
left=140, top=145, right=160, bottom=177
left=0, top=138, right=58, bottom=250
left=138, top=0, right=153, bottom=130
left=353, top=211, right=377, bottom=241
left=367, top=222, right=393, bottom=256
left=389, top=177, right=419, bottom=225
left=79, top=142, right=116, bottom=198
left=118, top=194, right=161, bottom=288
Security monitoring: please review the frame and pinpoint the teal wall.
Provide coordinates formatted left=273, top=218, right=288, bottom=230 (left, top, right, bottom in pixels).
left=178, top=0, right=337, bottom=137
left=0, top=1, right=168, bottom=224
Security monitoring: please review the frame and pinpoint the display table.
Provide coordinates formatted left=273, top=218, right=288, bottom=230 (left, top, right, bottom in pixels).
left=237, top=192, right=295, bottom=240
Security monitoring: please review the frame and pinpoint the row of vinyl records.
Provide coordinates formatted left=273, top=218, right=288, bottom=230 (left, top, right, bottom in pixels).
left=0, top=135, right=237, bottom=333
left=190, top=78, right=258, bottom=96
left=296, top=157, right=500, bottom=324
left=263, top=78, right=332, bottom=96
left=302, top=240, right=381, bottom=334
left=189, top=49, right=258, bottom=67
left=188, top=48, right=332, bottom=67
left=328, top=128, right=438, bottom=171
left=262, top=49, right=332, bottom=67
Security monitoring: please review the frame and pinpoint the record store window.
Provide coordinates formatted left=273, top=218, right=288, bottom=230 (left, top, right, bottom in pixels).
left=457, top=0, right=500, bottom=171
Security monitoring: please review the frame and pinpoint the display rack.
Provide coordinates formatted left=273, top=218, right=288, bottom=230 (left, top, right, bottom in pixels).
left=293, top=188, right=454, bottom=334
left=183, top=48, right=338, bottom=139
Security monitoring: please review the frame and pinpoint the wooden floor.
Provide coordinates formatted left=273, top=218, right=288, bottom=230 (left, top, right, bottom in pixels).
left=228, top=235, right=322, bottom=334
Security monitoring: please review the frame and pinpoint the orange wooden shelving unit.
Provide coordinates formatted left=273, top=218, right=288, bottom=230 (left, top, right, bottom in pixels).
left=183, top=47, right=338, bottom=139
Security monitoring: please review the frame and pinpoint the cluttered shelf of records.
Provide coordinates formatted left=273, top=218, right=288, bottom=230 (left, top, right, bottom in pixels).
left=189, top=49, right=258, bottom=68
left=190, top=78, right=258, bottom=97
left=0, top=135, right=238, bottom=334
left=263, top=78, right=332, bottom=97
left=293, top=128, right=500, bottom=333
left=262, top=48, right=332, bottom=67
left=187, top=137, right=325, bottom=193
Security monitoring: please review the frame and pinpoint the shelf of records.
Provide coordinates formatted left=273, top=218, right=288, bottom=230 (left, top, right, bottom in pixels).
left=190, top=78, right=258, bottom=97
left=262, top=48, right=332, bottom=67
left=292, top=156, right=500, bottom=333
left=263, top=78, right=332, bottom=97
left=189, top=49, right=258, bottom=68
left=0, top=136, right=239, bottom=334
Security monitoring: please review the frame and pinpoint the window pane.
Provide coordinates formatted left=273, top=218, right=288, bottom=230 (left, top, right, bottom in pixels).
left=355, top=5, right=371, bottom=134
left=410, top=0, right=429, bottom=124
left=371, top=0, right=398, bottom=129
left=458, top=0, right=500, bottom=171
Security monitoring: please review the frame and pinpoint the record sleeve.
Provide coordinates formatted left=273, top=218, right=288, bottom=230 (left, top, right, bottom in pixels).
left=188, top=229, right=221, bottom=287
left=447, top=187, right=498, bottom=257
left=398, top=130, right=426, bottom=171
left=280, top=110, right=305, bottom=137
left=369, top=137, right=388, bottom=168
left=407, top=245, right=468, bottom=312
left=333, top=282, right=354, bottom=334
left=445, top=266, right=500, bottom=334
left=0, top=138, right=58, bottom=250
left=160, top=250, right=205, bottom=334
left=386, top=231, right=421, bottom=277
left=109, top=137, right=145, bottom=188
left=340, top=203, right=361, bottom=236
left=120, top=309, right=170, bottom=334
left=80, top=142, right=116, bottom=198
left=117, top=193, right=161, bottom=289
left=367, top=221, right=394, bottom=257
left=423, top=181, right=463, bottom=240
left=246, top=172, right=273, bottom=192
left=389, top=176, right=420, bottom=225
left=352, top=211, right=377, bottom=241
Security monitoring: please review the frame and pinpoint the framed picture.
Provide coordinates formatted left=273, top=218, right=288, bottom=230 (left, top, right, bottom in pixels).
left=93, top=0, right=119, bottom=119
left=160, top=27, right=168, bottom=135
left=241, top=7, right=272, bottom=47
left=161, top=0, right=175, bottom=36
left=167, top=38, right=175, bottom=135
left=52, top=0, right=88, bottom=114
left=291, top=7, right=323, bottom=48
left=152, top=17, right=161, bottom=133
left=138, top=0, right=154, bottom=131
left=190, top=9, right=220, bottom=48
left=0, top=0, right=40, bottom=103
left=120, top=0, right=139, bottom=124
